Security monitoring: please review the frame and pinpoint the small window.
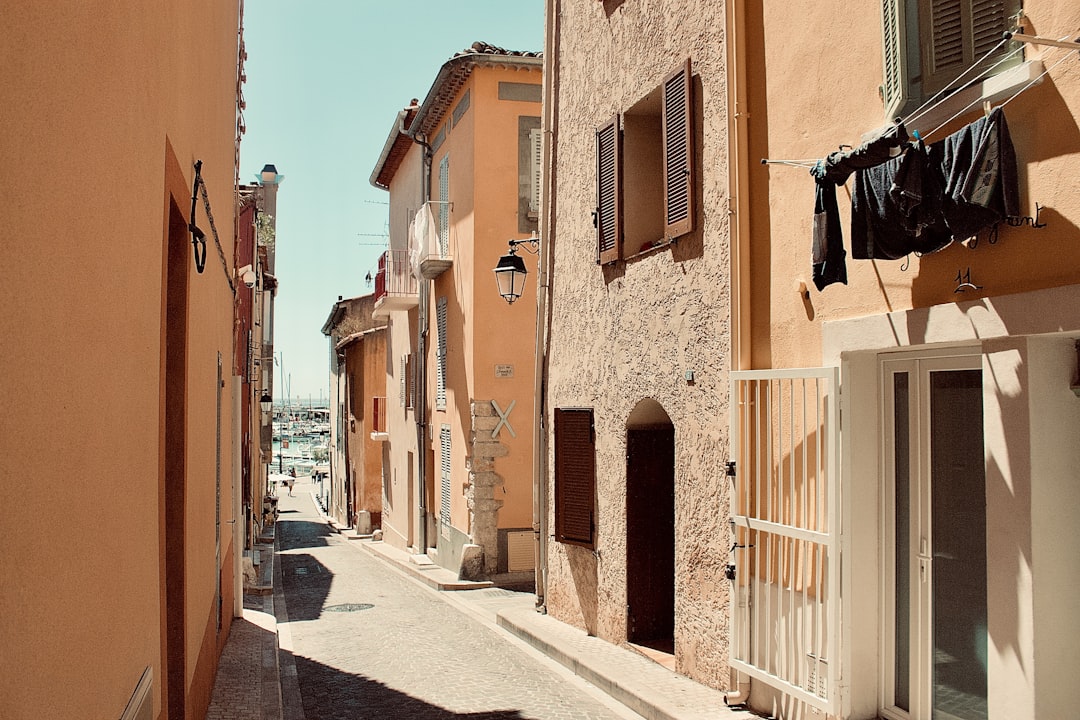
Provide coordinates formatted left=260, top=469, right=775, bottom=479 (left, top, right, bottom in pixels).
left=554, top=408, right=596, bottom=548
left=881, top=0, right=1022, bottom=118
left=595, top=59, right=694, bottom=263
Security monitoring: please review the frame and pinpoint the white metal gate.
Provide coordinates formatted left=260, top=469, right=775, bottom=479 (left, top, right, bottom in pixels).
left=729, top=368, right=841, bottom=715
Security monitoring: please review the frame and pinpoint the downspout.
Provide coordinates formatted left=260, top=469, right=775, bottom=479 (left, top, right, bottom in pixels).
left=725, top=0, right=752, bottom=706
left=413, top=131, right=434, bottom=555
left=533, top=0, right=560, bottom=612
left=232, top=376, right=243, bottom=617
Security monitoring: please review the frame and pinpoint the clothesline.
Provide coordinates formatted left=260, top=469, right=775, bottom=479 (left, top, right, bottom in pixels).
left=761, top=29, right=1079, bottom=167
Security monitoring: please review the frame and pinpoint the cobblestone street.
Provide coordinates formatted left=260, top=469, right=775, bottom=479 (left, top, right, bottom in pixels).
left=273, top=487, right=642, bottom=720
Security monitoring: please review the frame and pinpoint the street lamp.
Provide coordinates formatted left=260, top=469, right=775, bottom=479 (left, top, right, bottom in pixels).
left=493, top=235, right=539, bottom=304
left=259, top=391, right=273, bottom=413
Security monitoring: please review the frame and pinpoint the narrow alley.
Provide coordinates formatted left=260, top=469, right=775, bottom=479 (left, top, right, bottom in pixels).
left=269, top=480, right=644, bottom=720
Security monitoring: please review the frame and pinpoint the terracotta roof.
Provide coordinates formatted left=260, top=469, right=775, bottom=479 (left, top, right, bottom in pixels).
left=370, top=102, right=419, bottom=190
left=409, top=41, right=543, bottom=139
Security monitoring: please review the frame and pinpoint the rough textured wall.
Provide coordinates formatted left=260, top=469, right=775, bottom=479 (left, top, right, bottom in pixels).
left=545, top=0, right=733, bottom=690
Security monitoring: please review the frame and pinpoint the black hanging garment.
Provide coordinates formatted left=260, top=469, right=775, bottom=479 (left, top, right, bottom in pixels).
left=851, top=107, right=1019, bottom=260
left=811, top=121, right=909, bottom=289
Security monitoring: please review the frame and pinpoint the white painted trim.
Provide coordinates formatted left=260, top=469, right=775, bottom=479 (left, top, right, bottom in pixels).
left=823, top=283, right=1080, bottom=365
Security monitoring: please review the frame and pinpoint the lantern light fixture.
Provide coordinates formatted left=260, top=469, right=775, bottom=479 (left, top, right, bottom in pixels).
left=493, top=234, right=539, bottom=304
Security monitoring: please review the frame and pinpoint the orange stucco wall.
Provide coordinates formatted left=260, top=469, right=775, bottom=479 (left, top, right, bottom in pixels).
left=0, top=3, right=241, bottom=719
left=745, top=0, right=1080, bottom=370
left=427, top=63, right=541, bottom=570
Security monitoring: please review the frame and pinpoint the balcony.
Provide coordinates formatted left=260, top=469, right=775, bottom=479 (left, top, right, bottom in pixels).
left=415, top=201, right=453, bottom=279
left=370, top=396, right=389, bottom=442
left=372, top=250, right=418, bottom=319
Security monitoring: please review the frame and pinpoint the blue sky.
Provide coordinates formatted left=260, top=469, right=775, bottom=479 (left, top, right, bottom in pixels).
left=241, top=1, right=543, bottom=403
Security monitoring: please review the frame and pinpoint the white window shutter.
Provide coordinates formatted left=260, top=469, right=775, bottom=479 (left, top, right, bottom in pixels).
left=438, top=154, right=450, bottom=256
left=436, top=297, right=447, bottom=410
left=529, top=128, right=543, bottom=215
left=881, top=0, right=907, bottom=117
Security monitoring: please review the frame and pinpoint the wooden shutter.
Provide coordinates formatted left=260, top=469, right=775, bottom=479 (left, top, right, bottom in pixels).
left=923, top=0, right=1020, bottom=96
left=529, top=127, right=543, bottom=215
left=440, top=424, right=452, bottom=526
left=399, top=355, right=407, bottom=407
left=438, top=154, right=450, bottom=255
left=554, top=408, right=595, bottom=548
left=881, top=0, right=907, bottom=116
left=435, top=297, right=447, bottom=410
left=595, top=116, right=621, bottom=265
left=662, top=59, right=694, bottom=239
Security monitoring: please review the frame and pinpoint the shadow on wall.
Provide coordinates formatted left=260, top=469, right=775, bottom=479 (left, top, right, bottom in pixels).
left=566, top=543, right=599, bottom=636
left=907, top=77, right=1080, bottom=310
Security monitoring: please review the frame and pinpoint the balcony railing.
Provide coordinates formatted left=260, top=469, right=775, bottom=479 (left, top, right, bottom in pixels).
left=370, top=396, right=389, bottom=441
left=372, top=250, right=419, bottom=318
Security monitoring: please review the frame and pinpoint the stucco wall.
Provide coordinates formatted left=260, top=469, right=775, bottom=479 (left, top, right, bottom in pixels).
left=0, top=2, right=241, bottom=718
left=545, top=0, right=733, bottom=689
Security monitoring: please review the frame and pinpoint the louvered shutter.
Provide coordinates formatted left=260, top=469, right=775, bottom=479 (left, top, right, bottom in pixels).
left=554, top=408, right=596, bottom=548
left=399, top=355, right=407, bottom=407
left=440, top=424, right=452, bottom=526
left=923, top=0, right=1020, bottom=96
left=595, top=116, right=621, bottom=265
left=438, top=154, right=450, bottom=256
left=881, top=0, right=907, bottom=116
left=662, top=59, right=694, bottom=239
left=529, top=127, right=543, bottom=215
left=435, top=297, right=447, bottom=410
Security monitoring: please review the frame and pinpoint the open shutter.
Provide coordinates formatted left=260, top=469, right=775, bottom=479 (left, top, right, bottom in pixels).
left=881, top=0, right=907, bottom=116
left=435, top=297, right=448, bottom=410
left=729, top=368, right=842, bottom=716
left=595, top=116, right=621, bottom=265
left=662, top=59, right=694, bottom=239
left=554, top=408, right=595, bottom=548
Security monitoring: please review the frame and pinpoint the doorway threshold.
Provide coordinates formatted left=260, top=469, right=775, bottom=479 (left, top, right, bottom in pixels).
left=627, top=641, right=675, bottom=671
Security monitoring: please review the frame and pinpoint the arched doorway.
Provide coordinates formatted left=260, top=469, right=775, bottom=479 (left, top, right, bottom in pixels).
left=625, top=399, right=675, bottom=653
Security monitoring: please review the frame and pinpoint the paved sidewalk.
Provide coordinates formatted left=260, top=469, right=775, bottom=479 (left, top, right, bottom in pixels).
left=354, top=538, right=758, bottom=720
left=206, top=536, right=283, bottom=719
left=207, top=482, right=759, bottom=720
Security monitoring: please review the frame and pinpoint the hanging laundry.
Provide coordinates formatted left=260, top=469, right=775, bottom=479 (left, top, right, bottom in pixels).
left=810, top=121, right=909, bottom=289
left=850, top=107, right=1018, bottom=260
left=931, top=106, right=1019, bottom=241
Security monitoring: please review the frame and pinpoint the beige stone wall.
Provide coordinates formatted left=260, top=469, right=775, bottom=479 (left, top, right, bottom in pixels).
left=545, top=0, right=733, bottom=690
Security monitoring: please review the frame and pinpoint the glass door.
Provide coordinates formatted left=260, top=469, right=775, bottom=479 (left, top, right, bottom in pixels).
left=882, top=355, right=987, bottom=720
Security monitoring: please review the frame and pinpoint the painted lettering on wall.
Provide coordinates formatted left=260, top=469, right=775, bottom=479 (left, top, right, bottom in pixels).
left=968, top=203, right=1048, bottom=248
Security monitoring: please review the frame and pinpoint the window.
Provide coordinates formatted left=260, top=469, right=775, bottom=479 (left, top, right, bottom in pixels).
left=554, top=408, right=596, bottom=548
left=595, top=59, right=694, bottom=263
left=435, top=296, right=447, bottom=410
left=881, top=0, right=1022, bottom=118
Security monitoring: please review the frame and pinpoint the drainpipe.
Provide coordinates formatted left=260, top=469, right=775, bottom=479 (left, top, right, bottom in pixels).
left=412, top=131, right=434, bottom=555
left=232, top=376, right=243, bottom=617
left=724, top=0, right=752, bottom=706
left=533, top=0, right=560, bottom=613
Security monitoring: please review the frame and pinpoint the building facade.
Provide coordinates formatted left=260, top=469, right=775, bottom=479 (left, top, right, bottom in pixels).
left=323, top=294, right=387, bottom=532
left=371, top=43, right=543, bottom=581
left=0, top=3, right=253, bottom=719
left=541, top=1, right=1080, bottom=719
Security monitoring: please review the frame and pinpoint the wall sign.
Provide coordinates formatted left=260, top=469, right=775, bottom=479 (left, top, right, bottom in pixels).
left=495, top=364, right=514, bottom=378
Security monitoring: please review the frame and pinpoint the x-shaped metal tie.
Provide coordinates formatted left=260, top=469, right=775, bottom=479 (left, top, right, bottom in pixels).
left=491, top=399, right=516, bottom=439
